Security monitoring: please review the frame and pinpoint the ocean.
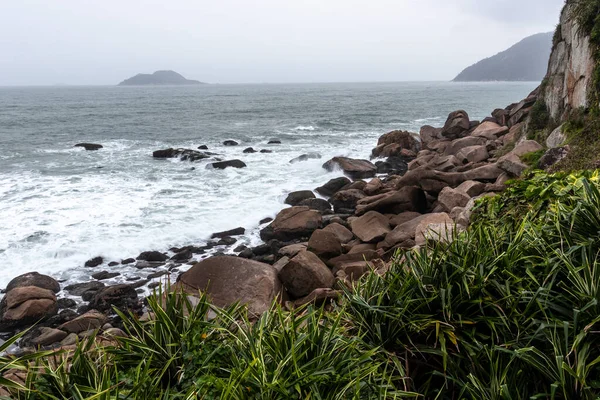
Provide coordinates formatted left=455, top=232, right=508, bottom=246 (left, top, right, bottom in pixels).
left=0, top=81, right=538, bottom=290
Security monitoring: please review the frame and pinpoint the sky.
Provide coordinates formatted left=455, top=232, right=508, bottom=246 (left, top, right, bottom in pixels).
left=0, top=0, right=565, bottom=85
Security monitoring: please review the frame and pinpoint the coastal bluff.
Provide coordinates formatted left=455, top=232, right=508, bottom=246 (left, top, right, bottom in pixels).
left=118, top=70, right=204, bottom=86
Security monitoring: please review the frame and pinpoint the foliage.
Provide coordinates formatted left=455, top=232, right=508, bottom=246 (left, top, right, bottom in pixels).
left=4, top=171, right=600, bottom=398
left=551, top=108, right=600, bottom=171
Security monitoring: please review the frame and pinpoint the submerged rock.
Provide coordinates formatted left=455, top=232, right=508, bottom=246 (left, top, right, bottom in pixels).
left=153, top=148, right=211, bottom=162
left=207, top=160, right=247, bottom=169
left=74, top=143, right=103, bottom=151
left=322, top=157, right=377, bottom=180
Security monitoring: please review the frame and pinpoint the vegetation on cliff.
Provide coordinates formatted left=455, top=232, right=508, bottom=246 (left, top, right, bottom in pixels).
left=3, top=170, right=600, bottom=398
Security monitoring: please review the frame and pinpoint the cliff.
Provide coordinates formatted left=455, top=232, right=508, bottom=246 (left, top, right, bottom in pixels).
left=453, top=33, right=553, bottom=82
left=118, top=70, right=203, bottom=86
left=539, top=1, right=597, bottom=122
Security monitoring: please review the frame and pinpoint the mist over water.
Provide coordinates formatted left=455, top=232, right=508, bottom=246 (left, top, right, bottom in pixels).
left=0, top=82, right=538, bottom=289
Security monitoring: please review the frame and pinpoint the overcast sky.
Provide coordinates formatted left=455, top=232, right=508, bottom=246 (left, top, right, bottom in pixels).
left=0, top=0, right=564, bottom=85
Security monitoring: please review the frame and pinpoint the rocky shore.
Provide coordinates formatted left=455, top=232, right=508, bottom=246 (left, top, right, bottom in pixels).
left=0, top=85, right=564, bottom=352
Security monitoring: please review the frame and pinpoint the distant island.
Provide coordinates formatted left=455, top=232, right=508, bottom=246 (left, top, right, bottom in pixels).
left=453, top=32, right=553, bottom=82
left=118, top=70, right=204, bottom=86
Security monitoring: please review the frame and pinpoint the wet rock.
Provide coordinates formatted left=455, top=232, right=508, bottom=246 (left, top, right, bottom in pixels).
left=121, top=258, right=135, bottom=265
left=279, top=251, right=335, bottom=298
left=217, top=237, right=237, bottom=246
left=243, top=147, right=257, bottom=153
left=136, top=251, right=168, bottom=262
left=268, top=140, right=281, bottom=144
left=171, top=249, right=192, bottom=261
left=223, top=140, right=239, bottom=146
left=198, top=145, right=209, bottom=150
left=297, top=198, right=332, bottom=214
left=329, top=189, right=366, bottom=213
left=207, top=159, right=247, bottom=169
left=5, top=272, right=60, bottom=294
left=307, top=230, right=343, bottom=260
left=108, top=261, right=119, bottom=267
left=351, top=211, right=391, bottom=243
left=64, top=281, right=105, bottom=296
left=128, top=279, right=150, bottom=289
left=88, top=285, right=139, bottom=313
left=323, top=157, right=377, bottom=180
left=84, top=256, right=103, bottom=268
left=75, top=143, right=103, bottom=151
left=284, top=190, right=316, bottom=206
left=147, top=271, right=169, bottom=279
left=260, top=206, right=322, bottom=242
left=175, top=256, right=282, bottom=317
left=315, top=177, right=352, bottom=197
left=91, top=271, right=120, bottom=281
left=153, top=148, right=210, bottom=162
left=289, top=153, right=322, bottom=163
left=260, top=217, right=273, bottom=224
left=57, top=298, right=77, bottom=309
left=260, top=149, right=273, bottom=153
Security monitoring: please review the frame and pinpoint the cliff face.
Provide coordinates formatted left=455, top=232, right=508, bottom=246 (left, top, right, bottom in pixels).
left=542, top=2, right=596, bottom=121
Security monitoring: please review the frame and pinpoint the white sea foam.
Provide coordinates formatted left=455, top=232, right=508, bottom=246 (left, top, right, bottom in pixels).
left=293, top=126, right=315, bottom=131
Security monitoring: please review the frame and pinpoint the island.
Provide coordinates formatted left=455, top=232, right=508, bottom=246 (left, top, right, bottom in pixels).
left=453, top=32, right=553, bottom=82
left=118, top=70, right=204, bottom=86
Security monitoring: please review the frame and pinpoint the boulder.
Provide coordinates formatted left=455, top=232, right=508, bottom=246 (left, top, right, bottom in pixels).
left=414, top=213, right=455, bottom=246
left=84, top=256, right=104, bottom=268
left=389, top=211, right=422, bottom=227
left=268, top=140, right=281, bottom=144
left=298, top=198, right=332, bottom=213
left=91, top=271, right=120, bottom=281
left=511, top=140, right=544, bottom=157
left=329, top=189, right=366, bottom=213
left=74, top=143, right=103, bottom=151
left=59, top=310, right=106, bottom=334
left=278, top=243, right=308, bottom=258
left=136, top=251, right=168, bottom=262
left=322, top=157, right=377, bottom=180
left=5, top=272, right=60, bottom=293
left=278, top=251, right=335, bottom=298
left=0, top=286, right=57, bottom=330
left=441, top=110, right=470, bottom=139
left=211, top=227, right=245, bottom=238
left=223, top=140, right=239, bottom=146
left=32, top=327, right=68, bottom=346
left=372, top=130, right=421, bottom=158
left=322, top=223, right=354, bottom=244
left=243, top=147, right=257, bottom=153
left=327, top=250, right=381, bottom=270
left=176, top=256, right=282, bottom=316
left=444, top=136, right=487, bottom=156
left=416, top=223, right=464, bottom=246
left=285, top=190, right=316, bottom=206
left=546, top=125, right=566, bottom=148
left=260, top=149, right=273, bottom=154
left=198, top=145, right=209, bottom=150
left=492, top=108, right=509, bottom=126
left=152, top=148, right=210, bottom=161
left=260, top=206, right=322, bottom=242
left=437, top=187, right=471, bottom=212
left=207, top=160, right=247, bottom=169
left=420, top=125, right=442, bottom=147
left=351, top=211, right=391, bottom=243
left=355, top=186, right=427, bottom=216
left=455, top=180, right=486, bottom=197
left=456, top=145, right=489, bottom=164
left=364, top=178, right=383, bottom=196
left=88, top=285, right=139, bottom=313
left=64, top=281, right=105, bottom=296
left=470, top=121, right=509, bottom=139
left=498, top=154, right=528, bottom=177
left=380, top=213, right=450, bottom=249
left=289, top=153, right=322, bottom=163
left=315, top=177, right=351, bottom=197
left=463, top=164, right=505, bottom=182
left=539, top=146, right=570, bottom=170
left=307, top=230, right=343, bottom=260
left=347, top=243, right=377, bottom=254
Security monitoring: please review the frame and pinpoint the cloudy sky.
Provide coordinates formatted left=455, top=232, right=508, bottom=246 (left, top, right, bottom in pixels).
left=0, top=0, right=564, bottom=85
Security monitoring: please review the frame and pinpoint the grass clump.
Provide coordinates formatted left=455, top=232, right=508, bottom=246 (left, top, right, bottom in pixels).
left=4, top=170, right=600, bottom=398
left=551, top=108, right=600, bottom=171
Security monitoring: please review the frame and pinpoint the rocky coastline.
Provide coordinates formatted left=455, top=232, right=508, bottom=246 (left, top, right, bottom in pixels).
left=0, top=85, right=565, bottom=353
